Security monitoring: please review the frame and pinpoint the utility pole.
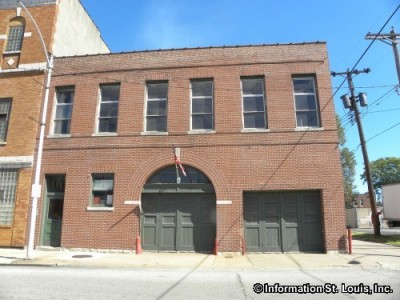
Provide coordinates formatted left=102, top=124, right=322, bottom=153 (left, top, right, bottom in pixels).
left=366, top=27, right=400, bottom=86
left=331, top=68, right=381, bottom=236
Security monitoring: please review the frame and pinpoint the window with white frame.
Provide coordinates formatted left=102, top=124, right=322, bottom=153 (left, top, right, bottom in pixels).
left=5, top=23, right=25, bottom=52
left=97, top=84, right=120, bottom=133
left=53, top=87, right=74, bottom=135
left=0, top=98, right=12, bottom=142
left=91, top=174, right=114, bottom=207
left=191, top=80, right=213, bottom=130
left=145, top=82, right=168, bottom=132
left=293, top=77, right=320, bottom=127
left=241, top=77, right=266, bottom=129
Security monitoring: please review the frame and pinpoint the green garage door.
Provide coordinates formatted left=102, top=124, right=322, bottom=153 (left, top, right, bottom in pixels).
left=244, top=191, right=323, bottom=252
left=141, top=193, right=216, bottom=252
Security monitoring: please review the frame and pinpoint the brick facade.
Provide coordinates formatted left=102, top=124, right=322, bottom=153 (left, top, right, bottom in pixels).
left=35, top=43, right=347, bottom=253
left=0, top=4, right=51, bottom=246
left=0, top=0, right=108, bottom=247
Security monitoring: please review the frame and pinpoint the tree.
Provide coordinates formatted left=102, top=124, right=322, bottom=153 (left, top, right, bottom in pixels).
left=361, top=157, right=400, bottom=197
left=337, top=116, right=357, bottom=208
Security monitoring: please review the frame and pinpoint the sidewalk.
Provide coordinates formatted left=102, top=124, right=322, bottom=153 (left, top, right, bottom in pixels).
left=0, top=240, right=399, bottom=269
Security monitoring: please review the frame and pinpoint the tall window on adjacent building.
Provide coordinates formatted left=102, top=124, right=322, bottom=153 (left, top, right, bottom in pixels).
left=191, top=80, right=213, bottom=131
left=5, top=18, right=25, bottom=52
left=293, top=77, right=320, bottom=128
left=97, top=84, right=120, bottom=133
left=0, top=98, right=12, bottom=142
left=0, top=169, right=18, bottom=225
left=53, top=87, right=74, bottom=135
left=91, top=174, right=114, bottom=207
left=145, top=82, right=168, bottom=132
left=241, top=77, right=266, bottom=129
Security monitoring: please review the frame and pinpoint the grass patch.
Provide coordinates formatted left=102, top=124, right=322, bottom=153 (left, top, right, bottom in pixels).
left=352, top=232, right=400, bottom=247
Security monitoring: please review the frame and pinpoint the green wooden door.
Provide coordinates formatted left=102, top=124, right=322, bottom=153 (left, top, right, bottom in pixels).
left=141, top=193, right=216, bottom=252
left=244, top=191, right=322, bottom=253
left=43, top=196, right=64, bottom=247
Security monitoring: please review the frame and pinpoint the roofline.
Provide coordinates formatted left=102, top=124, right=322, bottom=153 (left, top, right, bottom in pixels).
left=54, top=41, right=327, bottom=60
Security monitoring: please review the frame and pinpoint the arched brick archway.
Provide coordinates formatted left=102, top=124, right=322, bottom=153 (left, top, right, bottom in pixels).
left=124, top=149, right=229, bottom=201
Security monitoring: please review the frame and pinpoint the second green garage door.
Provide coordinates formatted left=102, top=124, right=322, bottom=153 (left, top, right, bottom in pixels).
left=244, top=191, right=323, bottom=253
left=141, top=193, right=216, bottom=252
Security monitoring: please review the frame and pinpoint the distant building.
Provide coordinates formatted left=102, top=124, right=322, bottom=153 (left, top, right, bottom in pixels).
left=32, top=42, right=346, bottom=253
left=0, top=0, right=109, bottom=247
left=353, top=192, right=374, bottom=208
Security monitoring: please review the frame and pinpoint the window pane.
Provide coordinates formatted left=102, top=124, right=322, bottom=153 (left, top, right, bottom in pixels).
left=192, top=114, right=213, bottom=130
left=92, top=174, right=114, bottom=207
left=0, top=169, right=18, bottom=225
left=296, top=111, right=318, bottom=127
left=55, top=104, right=72, bottom=119
left=101, top=85, right=120, bottom=102
left=192, top=81, right=212, bottom=97
left=54, top=120, right=70, bottom=135
left=244, top=112, right=265, bottom=128
left=6, top=25, right=24, bottom=52
left=98, top=117, right=117, bottom=132
left=295, top=95, right=317, bottom=110
left=147, top=100, right=166, bottom=115
left=0, top=99, right=11, bottom=141
left=100, top=102, right=119, bottom=117
left=146, top=116, right=166, bottom=132
left=293, top=79, right=314, bottom=93
left=147, top=83, right=168, bottom=99
left=192, top=98, right=212, bottom=114
left=242, top=79, right=263, bottom=95
left=243, top=96, right=264, bottom=112
left=57, top=90, right=74, bottom=104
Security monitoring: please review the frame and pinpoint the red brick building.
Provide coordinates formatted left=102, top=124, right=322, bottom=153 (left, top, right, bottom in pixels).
left=36, top=42, right=346, bottom=253
left=0, top=0, right=108, bottom=247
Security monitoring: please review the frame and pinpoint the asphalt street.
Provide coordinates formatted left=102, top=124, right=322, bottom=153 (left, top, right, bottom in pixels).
left=0, top=266, right=399, bottom=300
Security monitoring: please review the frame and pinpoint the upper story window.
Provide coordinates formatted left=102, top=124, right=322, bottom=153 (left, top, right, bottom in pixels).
left=97, top=84, right=120, bottom=133
left=0, top=98, right=12, bottom=142
left=293, top=77, right=320, bottom=128
left=145, top=82, right=168, bottom=132
left=241, top=77, right=267, bottom=129
left=5, top=18, right=25, bottom=53
left=53, top=87, right=74, bottom=135
left=191, top=79, right=213, bottom=131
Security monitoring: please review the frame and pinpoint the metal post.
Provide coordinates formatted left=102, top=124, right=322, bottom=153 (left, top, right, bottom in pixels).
left=18, top=0, right=54, bottom=259
left=26, top=55, right=53, bottom=259
left=347, top=227, right=352, bottom=254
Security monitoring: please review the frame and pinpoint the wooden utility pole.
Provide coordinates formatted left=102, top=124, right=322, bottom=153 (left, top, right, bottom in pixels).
left=366, top=27, right=400, bottom=86
left=331, top=68, right=381, bottom=236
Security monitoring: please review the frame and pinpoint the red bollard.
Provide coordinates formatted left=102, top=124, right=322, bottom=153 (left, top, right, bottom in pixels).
left=213, top=238, right=218, bottom=255
left=241, top=236, right=246, bottom=255
left=136, top=236, right=142, bottom=254
left=347, top=227, right=352, bottom=254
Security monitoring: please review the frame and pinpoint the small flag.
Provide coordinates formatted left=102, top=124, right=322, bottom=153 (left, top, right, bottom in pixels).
left=173, top=144, right=187, bottom=176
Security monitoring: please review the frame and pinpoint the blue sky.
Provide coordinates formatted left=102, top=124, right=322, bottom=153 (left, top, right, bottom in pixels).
left=81, top=0, right=400, bottom=193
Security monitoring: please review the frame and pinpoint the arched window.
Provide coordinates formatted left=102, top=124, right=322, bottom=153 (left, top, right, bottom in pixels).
left=146, top=165, right=212, bottom=184
left=5, top=17, right=25, bottom=52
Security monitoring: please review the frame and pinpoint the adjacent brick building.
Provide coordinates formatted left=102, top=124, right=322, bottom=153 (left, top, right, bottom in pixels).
left=34, top=42, right=347, bottom=253
left=0, top=0, right=109, bottom=247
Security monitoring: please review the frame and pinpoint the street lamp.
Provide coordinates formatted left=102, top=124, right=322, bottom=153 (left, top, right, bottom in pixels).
left=17, top=0, right=54, bottom=259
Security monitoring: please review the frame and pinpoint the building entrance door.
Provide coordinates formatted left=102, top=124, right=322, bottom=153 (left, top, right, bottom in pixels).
left=41, top=175, right=65, bottom=247
left=43, top=196, right=64, bottom=247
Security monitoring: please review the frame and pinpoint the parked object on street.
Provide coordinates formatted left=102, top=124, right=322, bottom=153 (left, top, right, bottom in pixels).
left=382, top=183, right=400, bottom=227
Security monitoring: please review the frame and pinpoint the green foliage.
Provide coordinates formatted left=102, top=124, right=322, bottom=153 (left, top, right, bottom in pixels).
left=337, top=115, right=357, bottom=208
left=361, top=157, right=400, bottom=194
